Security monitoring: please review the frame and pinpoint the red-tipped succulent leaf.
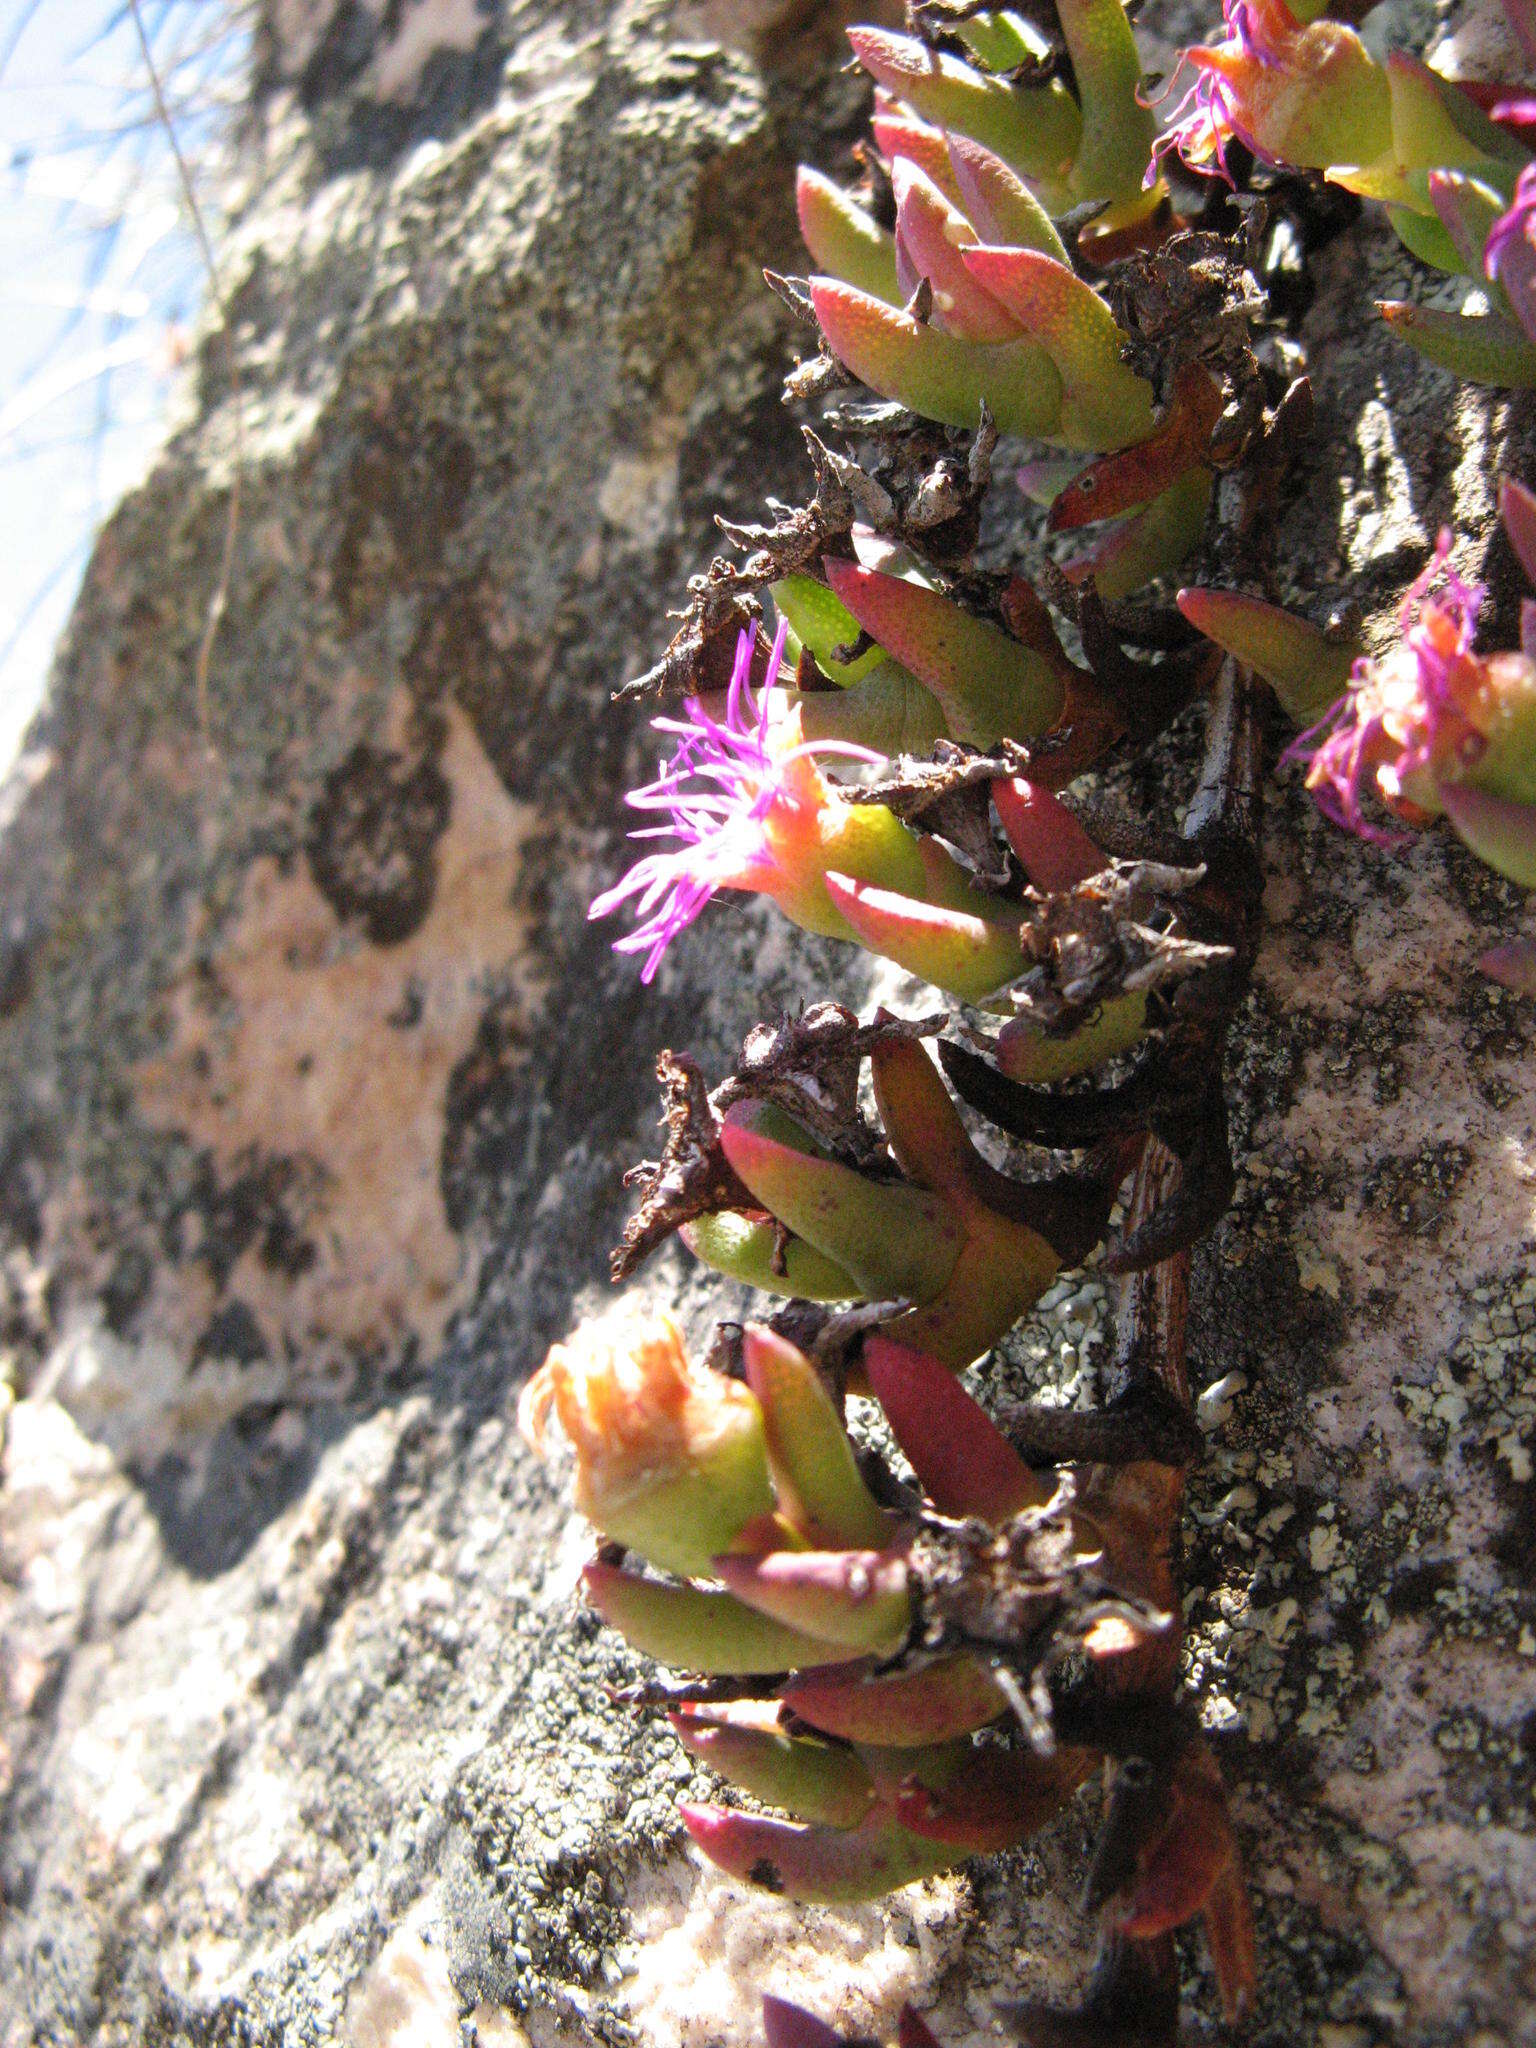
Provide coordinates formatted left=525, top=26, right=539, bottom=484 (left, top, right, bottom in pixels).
left=862, top=1335, right=1047, bottom=1519
left=781, top=1651, right=1008, bottom=1747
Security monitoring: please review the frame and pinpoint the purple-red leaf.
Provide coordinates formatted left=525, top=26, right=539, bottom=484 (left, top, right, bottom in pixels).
left=762, top=1997, right=846, bottom=2048
left=862, top=1335, right=1047, bottom=1517
left=781, top=1651, right=1007, bottom=1746
left=893, top=1743, right=1092, bottom=1851
left=713, top=1547, right=912, bottom=1655
left=991, top=778, right=1105, bottom=891
left=1502, top=475, right=1536, bottom=586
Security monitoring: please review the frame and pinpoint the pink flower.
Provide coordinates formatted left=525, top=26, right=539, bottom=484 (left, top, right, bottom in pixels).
left=1145, top=0, right=1390, bottom=188
left=1486, top=161, right=1536, bottom=346
left=1286, top=532, right=1487, bottom=844
left=591, top=621, right=882, bottom=981
left=1144, top=0, right=1261, bottom=187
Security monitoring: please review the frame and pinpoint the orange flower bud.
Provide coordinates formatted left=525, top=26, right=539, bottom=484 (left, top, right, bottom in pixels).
left=520, top=1314, right=772, bottom=1579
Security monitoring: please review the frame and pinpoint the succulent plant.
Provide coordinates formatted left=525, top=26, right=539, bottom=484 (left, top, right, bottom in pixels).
left=777, top=7, right=1304, bottom=597
left=1183, top=485, right=1536, bottom=895
left=523, top=5, right=1526, bottom=2039
left=590, top=621, right=1036, bottom=995
left=1154, top=0, right=1536, bottom=385
left=526, top=1320, right=1210, bottom=1900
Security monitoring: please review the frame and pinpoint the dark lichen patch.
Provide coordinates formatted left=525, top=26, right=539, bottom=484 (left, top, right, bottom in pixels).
left=1432, top=1706, right=1536, bottom=1830
left=288, top=3, right=508, bottom=177
left=304, top=725, right=452, bottom=946
left=192, top=1299, right=270, bottom=1370
left=291, top=1, right=377, bottom=108
left=0, top=1120, right=56, bottom=1259
left=439, top=993, right=530, bottom=1237
left=102, top=1242, right=156, bottom=1339
left=169, top=1146, right=324, bottom=1293
left=1490, top=1463, right=1536, bottom=1583
left=675, top=371, right=805, bottom=539
left=440, top=1610, right=710, bottom=2041
left=0, top=923, right=34, bottom=1021
left=329, top=414, right=476, bottom=628
left=1228, top=1864, right=1410, bottom=2048
left=1360, top=1143, right=1474, bottom=1236
left=1195, top=1227, right=1346, bottom=1383
left=404, top=574, right=633, bottom=818
left=404, top=582, right=524, bottom=790
left=1387, top=1558, right=1458, bottom=1618
left=1447, top=963, right=1534, bottom=1110
left=1440, top=826, right=1532, bottom=932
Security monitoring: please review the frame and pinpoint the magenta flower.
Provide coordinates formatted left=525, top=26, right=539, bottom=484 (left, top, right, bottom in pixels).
left=590, top=621, right=883, bottom=981
left=1143, top=0, right=1258, bottom=188
left=1286, top=532, right=1487, bottom=844
left=1489, top=96, right=1536, bottom=145
left=1486, top=161, right=1536, bottom=346
left=1144, top=0, right=1390, bottom=188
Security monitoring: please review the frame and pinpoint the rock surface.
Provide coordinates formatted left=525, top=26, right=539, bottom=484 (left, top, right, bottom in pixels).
left=0, top=3, right=1532, bottom=2045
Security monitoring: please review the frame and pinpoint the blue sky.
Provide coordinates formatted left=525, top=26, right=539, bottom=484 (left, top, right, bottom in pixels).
left=0, top=0, right=238, bottom=765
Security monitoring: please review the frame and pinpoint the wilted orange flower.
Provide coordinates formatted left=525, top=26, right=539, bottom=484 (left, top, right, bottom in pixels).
left=519, top=1313, right=772, bottom=1580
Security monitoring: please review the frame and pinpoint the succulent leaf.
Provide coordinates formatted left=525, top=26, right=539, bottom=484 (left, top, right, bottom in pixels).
left=868, top=1035, right=992, bottom=1196
left=992, top=994, right=1150, bottom=1084
left=670, top=1706, right=878, bottom=1827
left=1478, top=936, right=1536, bottom=994
left=781, top=1652, right=1009, bottom=1746
left=1375, top=299, right=1536, bottom=388
left=1175, top=586, right=1359, bottom=724
left=712, top=1548, right=912, bottom=1656
left=720, top=1099, right=964, bottom=1302
left=952, top=8, right=1042, bottom=71
left=762, top=1997, right=847, bottom=2048
left=1388, top=201, right=1474, bottom=275
left=862, top=1334, right=1047, bottom=1518
left=743, top=1326, right=895, bottom=1551
left=796, top=664, right=949, bottom=756
left=1056, top=0, right=1156, bottom=202
left=822, top=872, right=1027, bottom=1001
left=1427, top=168, right=1509, bottom=278
left=893, top=1742, right=1095, bottom=1851
left=945, top=134, right=1070, bottom=261
left=991, top=777, right=1106, bottom=890
left=1064, top=465, right=1213, bottom=598
left=898, top=2011, right=943, bottom=2048
left=584, top=1562, right=858, bottom=1674
left=1048, top=364, right=1223, bottom=531
left=796, top=167, right=902, bottom=303
left=1386, top=54, right=1522, bottom=185
left=822, top=559, right=1067, bottom=744
left=1437, top=777, right=1536, bottom=884
left=874, top=110, right=966, bottom=205
left=1016, top=455, right=1085, bottom=505
left=892, top=159, right=1023, bottom=342
left=680, top=1804, right=962, bottom=1902
left=772, top=573, right=888, bottom=683
left=1203, top=1860, right=1260, bottom=2023
left=847, top=27, right=1081, bottom=198
left=809, top=278, right=1064, bottom=437
left=680, top=1211, right=862, bottom=1303
left=960, top=247, right=1155, bottom=450
left=1502, top=476, right=1536, bottom=585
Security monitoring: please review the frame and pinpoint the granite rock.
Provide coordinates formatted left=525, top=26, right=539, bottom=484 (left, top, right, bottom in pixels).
left=0, top=4, right=1532, bottom=2045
